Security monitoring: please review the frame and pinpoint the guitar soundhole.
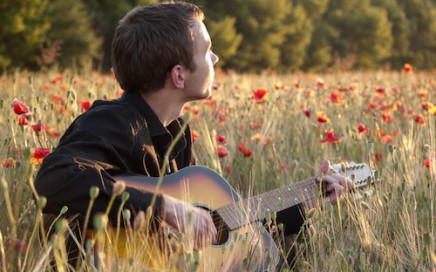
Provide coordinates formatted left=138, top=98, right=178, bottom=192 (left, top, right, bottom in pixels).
left=195, top=205, right=230, bottom=245
left=211, top=210, right=230, bottom=245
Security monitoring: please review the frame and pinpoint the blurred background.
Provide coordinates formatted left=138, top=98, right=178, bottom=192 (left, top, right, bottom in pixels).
left=1, top=0, right=436, bottom=73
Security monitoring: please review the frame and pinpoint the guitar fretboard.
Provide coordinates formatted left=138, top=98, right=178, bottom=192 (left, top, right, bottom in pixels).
left=216, top=177, right=318, bottom=230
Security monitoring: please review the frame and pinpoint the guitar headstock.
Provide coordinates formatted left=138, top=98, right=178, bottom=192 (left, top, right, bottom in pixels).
left=330, top=162, right=379, bottom=189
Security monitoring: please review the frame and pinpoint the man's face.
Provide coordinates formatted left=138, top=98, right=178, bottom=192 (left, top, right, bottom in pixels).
left=183, top=20, right=219, bottom=101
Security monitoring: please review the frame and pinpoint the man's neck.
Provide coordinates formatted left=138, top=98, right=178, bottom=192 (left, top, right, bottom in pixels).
left=140, top=91, right=184, bottom=127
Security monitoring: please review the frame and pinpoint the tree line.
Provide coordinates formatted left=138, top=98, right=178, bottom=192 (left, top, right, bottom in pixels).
left=1, top=0, right=436, bottom=73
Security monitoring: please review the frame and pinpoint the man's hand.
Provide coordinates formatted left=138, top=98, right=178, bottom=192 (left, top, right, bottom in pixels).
left=316, top=159, right=353, bottom=205
left=163, top=195, right=217, bottom=250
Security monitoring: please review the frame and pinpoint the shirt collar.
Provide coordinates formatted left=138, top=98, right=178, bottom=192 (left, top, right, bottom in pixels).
left=118, top=91, right=169, bottom=137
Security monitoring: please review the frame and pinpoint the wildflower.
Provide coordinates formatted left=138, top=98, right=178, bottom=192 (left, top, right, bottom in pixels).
left=191, top=106, right=200, bottom=115
left=216, top=134, right=227, bottom=145
left=31, top=123, right=42, bottom=132
left=381, top=112, right=394, bottom=123
left=316, top=78, right=324, bottom=88
left=317, top=112, right=330, bottom=123
left=252, top=88, right=268, bottom=103
left=238, top=144, right=253, bottom=158
left=13, top=98, right=29, bottom=115
left=321, top=129, right=342, bottom=144
left=217, top=145, right=228, bottom=158
left=31, top=148, right=51, bottom=165
left=17, top=116, right=28, bottom=126
left=424, top=159, right=431, bottom=168
left=262, top=136, right=272, bottom=145
left=357, top=124, right=369, bottom=134
left=328, top=92, right=342, bottom=104
left=306, top=89, right=314, bottom=97
left=381, top=135, right=393, bottom=144
left=415, top=114, right=425, bottom=126
left=225, top=166, right=231, bottom=174
left=403, top=63, right=413, bottom=73
left=418, top=90, right=427, bottom=98
left=421, top=102, right=433, bottom=111
left=250, top=121, right=261, bottom=130
left=274, top=82, right=284, bottom=90
left=375, top=87, right=386, bottom=95
left=279, top=163, right=286, bottom=171
left=81, top=100, right=91, bottom=111
left=2, top=158, right=16, bottom=168
left=251, top=133, right=261, bottom=142
left=303, top=109, right=311, bottom=118
left=49, top=128, right=60, bottom=138
left=191, top=130, right=200, bottom=142
left=430, top=106, right=436, bottom=115
left=374, top=152, right=383, bottom=166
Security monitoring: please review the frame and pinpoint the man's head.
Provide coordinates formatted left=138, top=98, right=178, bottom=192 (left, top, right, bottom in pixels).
left=111, top=2, right=204, bottom=93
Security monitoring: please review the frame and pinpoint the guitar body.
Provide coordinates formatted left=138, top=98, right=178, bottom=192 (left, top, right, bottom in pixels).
left=115, top=166, right=279, bottom=271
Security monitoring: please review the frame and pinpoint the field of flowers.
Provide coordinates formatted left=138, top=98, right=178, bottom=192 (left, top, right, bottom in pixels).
left=0, top=67, right=434, bottom=271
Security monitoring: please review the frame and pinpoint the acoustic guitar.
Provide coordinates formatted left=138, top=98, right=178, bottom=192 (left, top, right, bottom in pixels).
left=97, top=162, right=377, bottom=271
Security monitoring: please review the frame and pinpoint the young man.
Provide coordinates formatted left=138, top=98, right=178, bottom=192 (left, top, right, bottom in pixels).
left=35, top=1, right=350, bottom=268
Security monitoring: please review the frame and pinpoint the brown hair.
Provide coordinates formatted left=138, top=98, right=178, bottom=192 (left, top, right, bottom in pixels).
left=111, top=2, right=204, bottom=93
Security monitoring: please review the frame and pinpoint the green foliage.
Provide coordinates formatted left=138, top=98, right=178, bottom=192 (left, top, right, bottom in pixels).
left=4, top=0, right=436, bottom=72
left=41, top=0, right=102, bottom=70
left=0, top=0, right=49, bottom=71
left=207, top=17, right=243, bottom=67
left=278, top=4, right=313, bottom=71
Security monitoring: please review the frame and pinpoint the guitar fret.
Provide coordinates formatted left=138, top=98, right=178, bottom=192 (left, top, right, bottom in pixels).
left=213, top=163, right=374, bottom=230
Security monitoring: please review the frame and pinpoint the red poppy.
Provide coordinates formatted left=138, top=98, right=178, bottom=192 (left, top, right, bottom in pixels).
left=191, top=130, right=200, bottom=142
left=2, top=158, right=16, bottom=168
left=418, top=90, right=427, bottom=98
left=421, top=102, right=433, bottom=111
left=328, top=92, right=342, bottom=104
left=31, top=123, right=42, bottom=132
left=357, top=124, right=369, bottom=134
left=216, top=134, right=227, bottom=145
left=17, top=116, right=28, bottom=126
left=13, top=98, right=29, bottom=115
left=32, top=148, right=51, bottom=165
left=81, top=100, right=91, bottom=111
left=317, top=112, right=330, bottom=123
left=381, top=135, right=393, bottom=144
left=191, top=106, right=200, bottom=115
left=321, top=129, right=342, bottom=144
left=381, top=112, right=394, bottom=123
left=374, top=152, right=383, bottom=166
left=303, top=110, right=311, bottom=117
left=250, top=121, right=261, bottom=130
left=238, top=144, right=253, bottom=158
left=225, top=166, right=231, bottom=174
left=252, top=88, right=268, bottom=103
left=375, top=88, right=386, bottom=95
left=403, top=63, right=413, bottom=73
left=424, top=159, right=431, bottom=168
left=49, top=128, right=60, bottom=138
left=217, top=145, right=228, bottom=158
left=316, top=78, right=324, bottom=88
left=415, top=114, right=425, bottom=126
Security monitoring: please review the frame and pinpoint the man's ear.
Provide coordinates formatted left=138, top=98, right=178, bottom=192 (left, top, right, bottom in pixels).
left=170, top=64, right=185, bottom=89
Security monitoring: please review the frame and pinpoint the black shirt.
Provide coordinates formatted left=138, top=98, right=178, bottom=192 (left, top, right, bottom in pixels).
left=35, top=91, right=195, bottom=227
left=35, top=90, right=304, bottom=238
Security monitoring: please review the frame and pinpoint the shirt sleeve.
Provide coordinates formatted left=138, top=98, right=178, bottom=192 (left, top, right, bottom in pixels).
left=34, top=104, right=165, bottom=229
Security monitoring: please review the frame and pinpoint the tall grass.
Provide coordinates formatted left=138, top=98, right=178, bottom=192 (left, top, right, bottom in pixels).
left=0, top=69, right=434, bottom=271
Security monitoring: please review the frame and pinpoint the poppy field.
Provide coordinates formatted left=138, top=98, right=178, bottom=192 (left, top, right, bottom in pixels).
left=0, top=67, right=435, bottom=271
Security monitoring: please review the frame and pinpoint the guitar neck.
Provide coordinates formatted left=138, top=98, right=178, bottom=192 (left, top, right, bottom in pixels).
left=216, top=177, right=317, bottom=230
